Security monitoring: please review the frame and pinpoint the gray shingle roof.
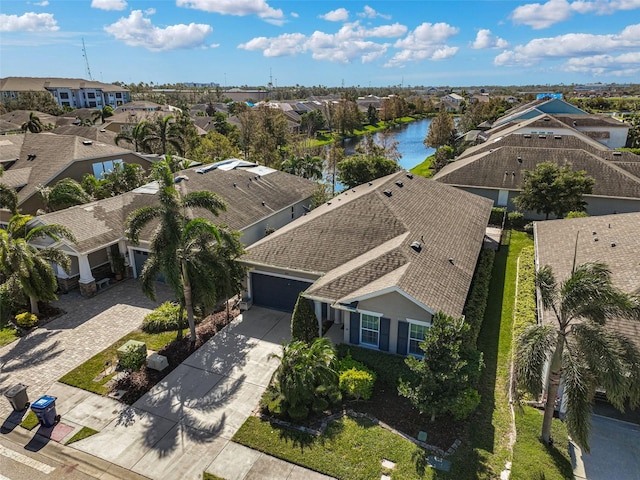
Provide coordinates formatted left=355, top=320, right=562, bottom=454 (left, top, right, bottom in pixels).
left=535, top=213, right=640, bottom=347
left=434, top=146, right=640, bottom=199
left=35, top=165, right=317, bottom=254
left=244, top=172, right=493, bottom=317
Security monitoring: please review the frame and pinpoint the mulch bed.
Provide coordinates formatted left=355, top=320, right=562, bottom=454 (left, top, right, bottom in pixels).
left=113, top=304, right=239, bottom=405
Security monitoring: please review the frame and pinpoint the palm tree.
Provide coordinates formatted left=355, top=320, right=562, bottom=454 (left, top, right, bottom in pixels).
left=21, top=111, right=44, bottom=133
left=92, top=106, right=114, bottom=124
left=141, top=115, right=185, bottom=156
left=0, top=213, right=76, bottom=315
left=515, top=262, right=640, bottom=451
left=36, top=178, right=93, bottom=213
left=126, top=159, right=229, bottom=345
left=281, top=154, right=324, bottom=180
left=115, top=120, right=148, bottom=152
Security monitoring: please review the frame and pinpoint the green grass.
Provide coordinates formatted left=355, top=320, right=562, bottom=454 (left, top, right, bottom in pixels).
left=20, top=411, right=39, bottom=430
left=510, top=407, right=573, bottom=480
left=203, top=473, right=226, bottom=480
left=233, top=416, right=440, bottom=480
left=0, top=325, right=19, bottom=347
left=59, top=329, right=185, bottom=395
left=450, top=231, right=533, bottom=479
left=65, top=426, right=99, bottom=445
left=410, top=157, right=433, bottom=178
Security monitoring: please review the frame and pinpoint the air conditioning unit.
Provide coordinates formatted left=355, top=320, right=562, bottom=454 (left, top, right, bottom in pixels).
left=239, top=298, right=253, bottom=311
left=147, top=353, right=168, bottom=371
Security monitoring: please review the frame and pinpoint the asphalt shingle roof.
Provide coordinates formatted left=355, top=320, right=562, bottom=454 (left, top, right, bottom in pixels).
left=245, top=172, right=493, bottom=317
left=535, top=213, right=640, bottom=347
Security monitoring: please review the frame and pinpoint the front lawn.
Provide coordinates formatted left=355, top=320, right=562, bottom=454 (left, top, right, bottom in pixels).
left=234, top=416, right=439, bottom=480
left=59, top=329, right=183, bottom=396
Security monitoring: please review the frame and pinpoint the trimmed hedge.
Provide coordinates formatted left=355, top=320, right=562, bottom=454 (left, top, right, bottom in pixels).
left=463, top=249, right=496, bottom=347
left=339, top=368, right=376, bottom=400
left=513, top=245, right=537, bottom=340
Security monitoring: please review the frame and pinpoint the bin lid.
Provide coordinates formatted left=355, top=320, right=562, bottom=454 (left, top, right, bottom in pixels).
left=4, top=384, right=27, bottom=396
left=31, top=395, right=56, bottom=409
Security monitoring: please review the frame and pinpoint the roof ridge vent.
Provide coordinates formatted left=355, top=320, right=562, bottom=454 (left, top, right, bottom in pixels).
left=410, top=241, right=422, bottom=253
left=395, top=181, right=404, bottom=187
left=383, top=190, right=393, bottom=197
left=406, top=173, right=414, bottom=179
left=82, top=140, right=93, bottom=145
left=523, top=134, right=531, bottom=138
left=612, top=151, right=622, bottom=156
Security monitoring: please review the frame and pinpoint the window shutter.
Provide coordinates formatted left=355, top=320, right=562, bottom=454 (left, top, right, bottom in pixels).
left=349, top=311, right=360, bottom=345
left=397, top=321, right=409, bottom=355
left=379, top=317, right=390, bottom=351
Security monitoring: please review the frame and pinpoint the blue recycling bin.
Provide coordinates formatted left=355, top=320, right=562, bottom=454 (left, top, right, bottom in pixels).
left=30, top=395, right=58, bottom=427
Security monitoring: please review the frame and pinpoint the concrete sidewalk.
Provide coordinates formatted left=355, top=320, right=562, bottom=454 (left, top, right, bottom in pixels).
left=63, top=307, right=334, bottom=480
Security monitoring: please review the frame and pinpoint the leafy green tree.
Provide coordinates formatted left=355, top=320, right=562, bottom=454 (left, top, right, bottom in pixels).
left=92, top=106, right=114, bottom=124
left=281, top=154, right=324, bottom=180
left=190, top=131, right=236, bottom=164
left=0, top=212, right=75, bottom=315
left=334, top=98, right=361, bottom=136
left=291, top=295, right=319, bottom=343
left=399, top=312, right=483, bottom=422
left=270, top=338, right=339, bottom=420
left=21, top=112, right=44, bottom=133
left=81, top=174, right=110, bottom=200
left=515, top=263, right=640, bottom=451
left=300, top=110, right=325, bottom=137
left=366, top=104, right=379, bottom=125
left=326, top=143, right=344, bottom=195
left=357, top=132, right=401, bottom=163
left=430, top=145, right=455, bottom=174
left=424, top=109, right=455, bottom=149
left=238, top=106, right=290, bottom=167
left=5, top=92, right=62, bottom=115
left=514, top=162, right=595, bottom=219
left=102, top=162, right=147, bottom=195
left=337, top=155, right=401, bottom=189
left=126, top=159, right=238, bottom=345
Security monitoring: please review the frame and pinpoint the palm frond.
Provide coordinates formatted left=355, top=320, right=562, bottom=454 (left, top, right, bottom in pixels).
left=38, top=247, right=72, bottom=274
left=26, top=224, right=77, bottom=244
left=536, top=265, right=558, bottom=312
left=562, top=346, right=594, bottom=453
left=183, top=191, right=227, bottom=215
left=126, top=206, right=162, bottom=243
left=514, top=324, right=557, bottom=396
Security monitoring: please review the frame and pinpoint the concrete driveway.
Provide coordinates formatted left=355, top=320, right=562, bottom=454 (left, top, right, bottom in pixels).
left=71, top=307, right=301, bottom=480
left=573, top=414, right=640, bottom=480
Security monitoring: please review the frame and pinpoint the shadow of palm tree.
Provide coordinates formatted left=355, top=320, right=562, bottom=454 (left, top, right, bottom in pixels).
left=0, top=330, right=63, bottom=374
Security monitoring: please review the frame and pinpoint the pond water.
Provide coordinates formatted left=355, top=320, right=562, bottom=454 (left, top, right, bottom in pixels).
left=342, top=117, right=435, bottom=170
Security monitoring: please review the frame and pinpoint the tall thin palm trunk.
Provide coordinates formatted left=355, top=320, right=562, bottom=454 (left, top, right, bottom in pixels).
left=542, top=333, right=565, bottom=443
left=181, top=257, right=197, bottom=347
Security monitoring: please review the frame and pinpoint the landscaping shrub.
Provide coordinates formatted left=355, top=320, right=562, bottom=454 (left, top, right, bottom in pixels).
left=291, top=295, right=318, bottom=343
left=489, top=207, right=506, bottom=226
left=463, top=249, right=495, bottom=347
left=288, top=404, right=309, bottom=422
left=336, top=344, right=413, bottom=387
left=339, top=368, right=376, bottom=400
left=119, top=344, right=147, bottom=371
left=566, top=210, right=589, bottom=218
left=312, top=396, right=329, bottom=414
left=448, top=387, right=481, bottom=420
left=513, top=246, right=537, bottom=340
left=15, top=312, right=38, bottom=329
left=142, top=301, right=186, bottom=333
left=508, top=211, right=528, bottom=229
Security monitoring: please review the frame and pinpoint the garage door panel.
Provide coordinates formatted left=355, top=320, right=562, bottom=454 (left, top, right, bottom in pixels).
left=251, top=273, right=312, bottom=312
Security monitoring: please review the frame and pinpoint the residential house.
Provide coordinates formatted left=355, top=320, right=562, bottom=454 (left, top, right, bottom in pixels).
left=0, top=132, right=154, bottom=221
left=441, top=93, right=465, bottom=112
left=0, top=110, right=76, bottom=134
left=534, top=212, right=640, bottom=351
left=0, top=77, right=130, bottom=109
left=29, top=160, right=317, bottom=297
left=241, top=172, right=493, bottom=355
left=433, top=137, right=640, bottom=217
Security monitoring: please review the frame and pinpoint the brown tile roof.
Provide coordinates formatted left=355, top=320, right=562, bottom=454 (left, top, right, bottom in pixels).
left=244, top=172, right=493, bottom=317
left=434, top=146, right=640, bottom=199
left=35, top=165, right=317, bottom=254
left=554, top=114, right=629, bottom=128
left=51, top=125, right=119, bottom=144
left=535, top=213, right=640, bottom=347
left=0, top=77, right=128, bottom=93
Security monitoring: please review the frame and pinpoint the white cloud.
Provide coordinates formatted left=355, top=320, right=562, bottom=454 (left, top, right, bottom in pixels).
left=511, top=0, right=640, bottom=29
left=291, top=12, right=299, bottom=18
left=91, top=0, right=127, bottom=10
left=239, top=20, right=404, bottom=63
left=34, top=1, right=49, bottom=6
left=387, top=22, right=459, bottom=66
left=358, top=5, right=391, bottom=20
left=0, top=12, right=58, bottom=32
left=320, top=8, right=349, bottom=22
left=472, top=29, right=509, bottom=49
left=494, top=23, right=640, bottom=66
left=104, top=10, right=213, bottom=51
left=565, top=51, right=640, bottom=75
left=176, top=0, right=283, bottom=20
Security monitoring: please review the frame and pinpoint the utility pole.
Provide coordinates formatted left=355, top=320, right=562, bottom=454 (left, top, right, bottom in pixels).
left=82, top=38, right=93, bottom=80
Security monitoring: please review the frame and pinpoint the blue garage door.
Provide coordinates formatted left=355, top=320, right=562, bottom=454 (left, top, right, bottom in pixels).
left=251, top=273, right=312, bottom=312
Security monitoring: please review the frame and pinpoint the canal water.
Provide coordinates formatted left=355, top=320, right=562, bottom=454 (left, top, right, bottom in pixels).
left=342, top=117, right=435, bottom=170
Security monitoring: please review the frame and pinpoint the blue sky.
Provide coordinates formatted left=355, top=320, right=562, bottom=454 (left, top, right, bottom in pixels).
left=1, top=0, right=639, bottom=87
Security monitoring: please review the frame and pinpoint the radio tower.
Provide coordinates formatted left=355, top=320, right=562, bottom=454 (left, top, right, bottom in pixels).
left=82, top=38, right=93, bottom=80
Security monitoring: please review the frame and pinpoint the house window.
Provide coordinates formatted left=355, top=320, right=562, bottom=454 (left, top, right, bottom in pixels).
left=60, top=92, right=69, bottom=99
left=92, top=159, right=122, bottom=179
left=87, top=92, right=95, bottom=98
left=408, top=319, right=431, bottom=356
left=360, top=313, right=380, bottom=347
